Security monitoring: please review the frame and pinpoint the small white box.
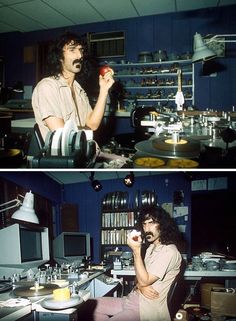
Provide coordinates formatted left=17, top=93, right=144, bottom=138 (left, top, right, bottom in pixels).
left=113, top=261, right=122, bottom=270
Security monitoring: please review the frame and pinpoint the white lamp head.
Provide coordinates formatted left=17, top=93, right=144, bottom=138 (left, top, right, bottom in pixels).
left=12, top=191, right=39, bottom=224
left=192, top=32, right=217, bottom=63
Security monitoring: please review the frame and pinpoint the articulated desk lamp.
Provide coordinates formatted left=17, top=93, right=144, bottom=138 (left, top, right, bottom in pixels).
left=192, top=32, right=236, bottom=150
left=174, top=32, right=236, bottom=110
left=0, top=190, right=39, bottom=224
left=192, top=32, right=236, bottom=63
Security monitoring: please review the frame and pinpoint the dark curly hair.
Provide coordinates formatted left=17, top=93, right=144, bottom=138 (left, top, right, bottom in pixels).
left=137, top=205, right=182, bottom=248
left=45, top=31, right=90, bottom=79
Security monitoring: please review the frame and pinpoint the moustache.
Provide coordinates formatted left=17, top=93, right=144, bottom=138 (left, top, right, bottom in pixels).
left=145, top=232, right=153, bottom=237
left=73, top=59, right=83, bottom=67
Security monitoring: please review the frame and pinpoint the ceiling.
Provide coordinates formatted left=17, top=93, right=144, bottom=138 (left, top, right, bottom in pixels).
left=45, top=170, right=171, bottom=185
left=0, top=0, right=236, bottom=34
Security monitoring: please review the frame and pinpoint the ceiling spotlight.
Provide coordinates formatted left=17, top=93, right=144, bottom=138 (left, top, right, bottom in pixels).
left=124, top=172, right=135, bottom=187
left=89, top=172, right=102, bottom=192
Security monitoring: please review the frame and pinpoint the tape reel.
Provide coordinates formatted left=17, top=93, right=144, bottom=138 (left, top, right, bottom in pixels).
left=176, top=312, right=183, bottom=320
left=43, top=120, right=88, bottom=157
left=61, top=120, right=78, bottom=156
left=175, top=309, right=188, bottom=321
left=36, top=120, right=97, bottom=167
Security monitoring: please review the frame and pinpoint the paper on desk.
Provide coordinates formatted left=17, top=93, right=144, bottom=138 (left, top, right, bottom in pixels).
left=0, top=298, right=31, bottom=307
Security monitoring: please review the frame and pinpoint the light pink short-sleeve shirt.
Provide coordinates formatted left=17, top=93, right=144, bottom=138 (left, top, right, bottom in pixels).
left=139, top=244, right=182, bottom=321
left=32, top=76, right=92, bottom=140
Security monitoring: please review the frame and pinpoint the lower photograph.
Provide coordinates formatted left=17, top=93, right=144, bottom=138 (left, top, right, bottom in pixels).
left=0, top=170, right=235, bottom=321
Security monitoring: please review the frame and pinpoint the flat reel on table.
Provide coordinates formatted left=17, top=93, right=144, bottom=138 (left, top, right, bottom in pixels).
left=0, top=281, right=12, bottom=293
left=12, top=283, right=59, bottom=297
left=41, top=294, right=82, bottom=310
left=135, top=135, right=200, bottom=159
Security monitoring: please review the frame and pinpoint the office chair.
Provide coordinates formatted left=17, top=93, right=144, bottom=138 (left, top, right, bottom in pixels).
left=167, top=260, right=187, bottom=320
left=33, top=123, right=44, bottom=150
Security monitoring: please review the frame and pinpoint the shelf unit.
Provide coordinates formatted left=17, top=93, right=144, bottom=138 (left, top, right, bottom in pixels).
left=111, top=59, right=194, bottom=110
left=100, top=209, right=137, bottom=261
left=100, top=190, right=158, bottom=261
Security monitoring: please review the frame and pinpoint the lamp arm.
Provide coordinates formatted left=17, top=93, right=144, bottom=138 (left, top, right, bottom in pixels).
left=207, top=34, right=236, bottom=43
left=0, top=198, right=23, bottom=213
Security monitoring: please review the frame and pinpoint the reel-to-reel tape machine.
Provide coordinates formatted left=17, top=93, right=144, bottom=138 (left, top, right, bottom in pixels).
left=32, top=120, right=97, bottom=168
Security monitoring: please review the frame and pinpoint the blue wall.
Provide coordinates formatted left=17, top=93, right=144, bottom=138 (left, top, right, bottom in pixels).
left=62, top=172, right=192, bottom=262
left=1, top=171, right=193, bottom=262
left=0, top=171, right=61, bottom=203
left=0, top=5, right=236, bottom=115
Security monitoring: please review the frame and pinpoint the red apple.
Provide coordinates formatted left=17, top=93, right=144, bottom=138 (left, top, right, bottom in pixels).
left=132, top=235, right=139, bottom=241
left=99, top=65, right=114, bottom=77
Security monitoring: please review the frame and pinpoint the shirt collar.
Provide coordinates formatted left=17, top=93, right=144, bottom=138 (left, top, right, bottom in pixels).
left=56, top=75, right=82, bottom=90
left=147, top=243, right=164, bottom=254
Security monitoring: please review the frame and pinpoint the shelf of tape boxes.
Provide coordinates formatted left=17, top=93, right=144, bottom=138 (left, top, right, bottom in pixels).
left=101, top=211, right=135, bottom=245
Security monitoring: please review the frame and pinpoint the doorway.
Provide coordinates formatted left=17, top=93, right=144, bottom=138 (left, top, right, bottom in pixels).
left=191, top=190, right=236, bottom=257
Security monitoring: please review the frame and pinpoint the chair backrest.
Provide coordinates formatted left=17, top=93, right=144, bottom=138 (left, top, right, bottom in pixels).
left=167, top=278, right=182, bottom=319
left=34, top=123, right=44, bottom=150
left=167, top=260, right=187, bottom=319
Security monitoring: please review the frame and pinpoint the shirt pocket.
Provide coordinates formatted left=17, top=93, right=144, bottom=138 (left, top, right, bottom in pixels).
left=60, top=100, right=74, bottom=121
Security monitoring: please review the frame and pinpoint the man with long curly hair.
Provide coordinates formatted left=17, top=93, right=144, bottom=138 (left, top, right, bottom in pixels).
left=77, top=205, right=183, bottom=321
left=32, top=31, right=114, bottom=141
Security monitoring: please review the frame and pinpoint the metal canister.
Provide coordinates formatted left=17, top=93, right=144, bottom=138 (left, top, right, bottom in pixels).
left=138, top=51, right=153, bottom=63
left=153, top=50, right=167, bottom=62
left=172, top=131, right=180, bottom=144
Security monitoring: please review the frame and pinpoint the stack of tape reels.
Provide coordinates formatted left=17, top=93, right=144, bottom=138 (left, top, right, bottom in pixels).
left=32, top=120, right=97, bottom=168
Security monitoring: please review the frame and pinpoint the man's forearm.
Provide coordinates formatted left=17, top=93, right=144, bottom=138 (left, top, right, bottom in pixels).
left=44, top=116, right=65, bottom=131
left=86, top=90, right=108, bottom=130
left=133, top=249, right=152, bottom=287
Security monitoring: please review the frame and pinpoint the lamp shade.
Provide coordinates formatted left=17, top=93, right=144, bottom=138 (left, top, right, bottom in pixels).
left=192, top=32, right=217, bottom=63
left=11, top=191, right=39, bottom=224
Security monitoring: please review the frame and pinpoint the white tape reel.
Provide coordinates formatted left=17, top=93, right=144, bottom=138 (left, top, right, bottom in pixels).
left=61, top=120, right=78, bottom=156
left=175, top=309, right=188, bottom=321
left=176, top=312, right=183, bottom=320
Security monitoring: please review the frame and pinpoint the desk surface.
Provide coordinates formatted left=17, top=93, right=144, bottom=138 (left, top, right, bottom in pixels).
left=10, top=111, right=130, bottom=129
left=0, top=106, right=34, bottom=113
left=0, top=289, right=36, bottom=321
left=11, top=117, right=35, bottom=128
left=111, top=268, right=236, bottom=280
left=0, top=270, right=105, bottom=321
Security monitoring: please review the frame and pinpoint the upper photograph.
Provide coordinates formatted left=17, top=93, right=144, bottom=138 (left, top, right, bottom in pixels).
left=0, top=0, right=236, bottom=169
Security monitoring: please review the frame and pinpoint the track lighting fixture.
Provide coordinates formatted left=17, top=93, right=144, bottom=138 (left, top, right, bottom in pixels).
left=89, top=172, right=102, bottom=192
left=123, top=172, right=135, bottom=187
